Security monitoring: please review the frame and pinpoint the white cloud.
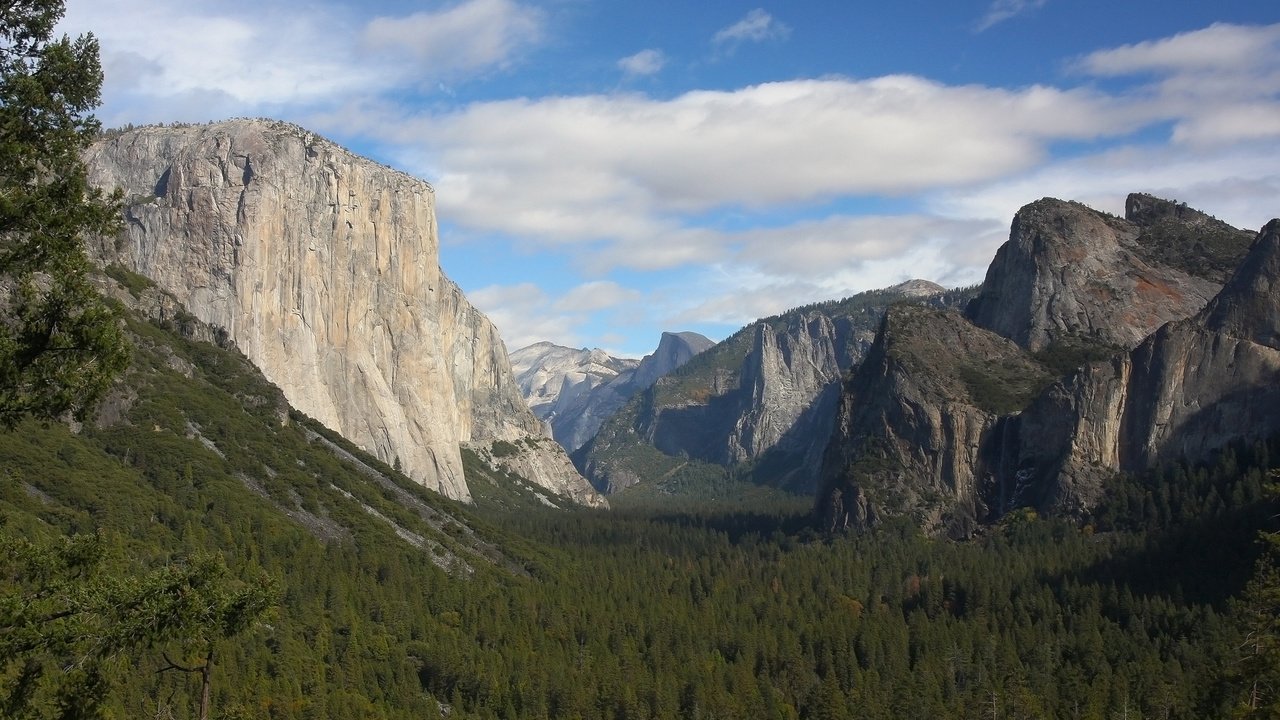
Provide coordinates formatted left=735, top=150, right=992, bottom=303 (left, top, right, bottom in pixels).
left=362, top=0, right=544, bottom=78
left=671, top=238, right=984, bottom=329
left=733, top=215, right=1000, bottom=279
left=713, top=9, right=790, bottom=47
left=52, top=4, right=1280, bottom=351
left=468, top=281, right=649, bottom=351
left=1170, top=104, right=1280, bottom=146
left=660, top=214, right=1003, bottom=328
left=553, top=281, right=643, bottom=312
left=345, top=76, right=1124, bottom=259
left=618, top=49, right=666, bottom=77
left=468, top=283, right=580, bottom=350
left=975, top=0, right=1046, bottom=32
left=1069, top=23, right=1280, bottom=149
left=58, top=0, right=546, bottom=126
left=62, top=0, right=378, bottom=118
left=1078, top=23, right=1280, bottom=76
left=931, top=140, right=1280, bottom=234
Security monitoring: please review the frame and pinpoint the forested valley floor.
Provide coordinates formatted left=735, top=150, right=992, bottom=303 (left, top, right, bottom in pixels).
left=0, top=280, right=1275, bottom=720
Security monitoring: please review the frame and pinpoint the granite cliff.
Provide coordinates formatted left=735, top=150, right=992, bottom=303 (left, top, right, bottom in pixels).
left=965, top=194, right=1253, bottom=352
left=579, top=281, right=963, bottom=495
left=84, top=120, right=603, bottom=507
left=817, top=194, right=1270, bottom=533
left=1016, top=219, right=1280, bottom=515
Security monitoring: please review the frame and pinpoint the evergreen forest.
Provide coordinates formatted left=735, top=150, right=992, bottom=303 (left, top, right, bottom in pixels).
left=3, top=2, right=1280, bottom=718
left=3, top=293, right=1279, bottom=719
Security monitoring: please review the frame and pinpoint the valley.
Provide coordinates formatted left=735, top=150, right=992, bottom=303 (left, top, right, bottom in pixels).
left=4, top=3, right=1280, bottom=718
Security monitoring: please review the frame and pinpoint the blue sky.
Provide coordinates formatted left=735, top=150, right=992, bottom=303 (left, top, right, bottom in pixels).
left=62, top=1, right=1280, bottom=357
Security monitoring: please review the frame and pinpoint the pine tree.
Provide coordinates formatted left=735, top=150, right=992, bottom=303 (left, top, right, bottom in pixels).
left=0, top=531, right=277, bottom=719
left=1231, top=529, right=1280, bottom=717
left=0, top=0, right=127, bottom=425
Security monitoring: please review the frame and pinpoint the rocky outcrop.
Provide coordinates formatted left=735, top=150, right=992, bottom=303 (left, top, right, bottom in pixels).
left=469, top=436, right=607, bottom=508
left=580, top=281, right=960, bottom=494
left=965, top=195, right=1252, bottom=351
left=817, top=305, right=1052, bottom=536
left=85, top=120, right=603, bottom=506
left=1018, top=220, right=1280, bottom=514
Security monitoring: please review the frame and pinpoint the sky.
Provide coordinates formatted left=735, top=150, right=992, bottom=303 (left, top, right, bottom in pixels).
left=60, top=0, right=1280, bottom=358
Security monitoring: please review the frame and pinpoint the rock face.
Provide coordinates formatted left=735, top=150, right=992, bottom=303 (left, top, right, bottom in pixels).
left=817, top=305, right=1052, bottom=536
left=579, top=281, right=960, bottom=494
left=817, top=195, right=1276, bottom=534
left=1018, top=219, right=1280, bottom=514
left=84, top=120, right=603, bottom=507
left=965, top=195, right=1253, bottom=351
left=629, top=331, right=716, bottom=391
left=510, top=332, right=712, bottom=453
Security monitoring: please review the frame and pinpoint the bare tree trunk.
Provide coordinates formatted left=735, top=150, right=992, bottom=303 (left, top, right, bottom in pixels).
left=198, top=644, right=214, bottom=720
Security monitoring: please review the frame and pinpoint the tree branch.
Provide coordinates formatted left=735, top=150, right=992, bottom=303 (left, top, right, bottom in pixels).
left=155, top=652, right=204, bottom=675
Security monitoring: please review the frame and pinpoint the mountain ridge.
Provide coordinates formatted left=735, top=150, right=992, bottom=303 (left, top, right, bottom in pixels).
left=578, top=280, right=970, bottom=496
left=817, top=193, right=1273, bottom=533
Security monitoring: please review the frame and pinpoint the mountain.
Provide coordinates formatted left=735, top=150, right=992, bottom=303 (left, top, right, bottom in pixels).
left=11, top=271, right=1272, bottom=718
left=84, top=120, right=602, bottom=507
left=817, top=194, right=1266, bottom=533
left=7, top=173, right=1274, bottom=719
left=1015, top=218, right=1280, bottom=515
left=628, top=331, right=717, bottom=390
left=965, top=194, right=1254, bottom=352
left=817, top=304, right=1054, bottom=537
left=510, top=331, right=712, bottom=453
left=577, top=280, right=966, bottom=495
left=510, top=342, right=640, bottom=428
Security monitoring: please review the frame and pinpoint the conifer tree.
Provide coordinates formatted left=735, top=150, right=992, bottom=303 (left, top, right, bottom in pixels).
left=0, top=0, right=127, bottom=425
left=0, top=532, right=277, bottom=719
left=1231, top=479, right=1280, bottom=718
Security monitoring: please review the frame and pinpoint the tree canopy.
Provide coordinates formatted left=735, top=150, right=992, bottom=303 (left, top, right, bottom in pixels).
left=0, top=0, right=127, bottom=426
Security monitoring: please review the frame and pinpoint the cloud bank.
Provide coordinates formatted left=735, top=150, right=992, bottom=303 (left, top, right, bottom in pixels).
left=58, top=1, right=1280, bottom=351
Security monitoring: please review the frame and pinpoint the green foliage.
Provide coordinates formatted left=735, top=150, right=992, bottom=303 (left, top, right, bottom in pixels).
left=5, top=345, right=1277, bottom=719
left=1032, top=336, right=1123, bottom=377
left=1132, top=216, right=1256, bottom=285
left=1227, top=475, right=1280, bottom=717
left=956, top=359, right=1053, bottom=416
left=0, top=530, right=276, bottom=719
left=1232, top=556, right=1280, bottom=717
left=102, top=263, right=155, bottom=299
left=0, top=0, right=129, bottom=426
left=489, top=439, right=520, bottom=458
left=2, top=238, right=1276, bottom=719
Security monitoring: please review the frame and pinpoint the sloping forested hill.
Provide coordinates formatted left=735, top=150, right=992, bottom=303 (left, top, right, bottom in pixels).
left=3, top=272, right=1279, bottom=718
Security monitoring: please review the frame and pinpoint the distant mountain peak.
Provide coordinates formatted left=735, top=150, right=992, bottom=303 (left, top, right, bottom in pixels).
left=1125, top=192, right=1218, bottom=227
left=885, top=279, right=945, bottom=298
left=510, top=333, right=712, bottom=454
left=964, top=194, right=1251, bottom=351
